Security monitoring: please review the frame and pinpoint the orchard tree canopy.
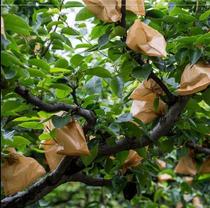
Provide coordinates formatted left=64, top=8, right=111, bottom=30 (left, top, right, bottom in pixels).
left=1, top=0, right=210, bottom=207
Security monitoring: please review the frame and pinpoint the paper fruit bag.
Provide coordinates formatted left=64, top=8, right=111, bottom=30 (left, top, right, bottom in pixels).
left=1, top=16, right=6, bottom=38
left=83, top=0, right=121, bottom=22
left=130, top=94, right=166, bottom=123
left=122, top=150, right=143, bottom=172
left=117, top=0, right=145, bottom=16
left=174, top=155, right=197, bottom=176
left=199, top=157, right=210, bottom=174
left=43, top=140, right=64, bottom=171
left=1, top=148, right=46, bottom=196
left=130, top=79, right=164, bottom=101
left=44, top=118, right=90, bottom=156
left=126, top=19, right=167, bottom=57
left=177, top=63, right=210, bottom=96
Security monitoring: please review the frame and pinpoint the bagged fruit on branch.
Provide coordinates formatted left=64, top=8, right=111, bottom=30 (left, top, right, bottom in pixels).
left=126, top=19, right=167, bottom=57
left=130, top=94, right=166, bottom=123
left=1, top=148, right=46, bottom=196
left=177, top=63, right=210, bottom=95
left=174, top=155, right=197, bottom=176
left=83, top=0, right=121, bottom=22
left=130, top=79, right=164, bottom=101
left=117, top=0, right=145, bottom=16
left=199, top=157, right=210, bottom=174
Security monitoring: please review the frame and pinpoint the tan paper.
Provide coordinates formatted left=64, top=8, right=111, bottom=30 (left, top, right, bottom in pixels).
left=1, top=148, right=46, bottom=196
left=130, top=79, right=164, bottom=101
left=130, top=94, right=166, bottom=123
left=45, top=119, right=90, bottom=156
left=177, top=63, right=210, bottom=96
left=117, top=0, right=145, bottom=16
left=1, top=16, right=6, bottom=38
left=122, top=150, right=143, bottom=172
left=158, top=173, right=173, bottom=182
left=192, top=197, right=203, bottom=208
left=199, top=157, right=210, bottom=174
left=126, top=19, right=167, bottom=57
left=183, top=176, right=193, bottom=185
left=83, top=0, right=121, bottom=22
left=174, top=155, right=197, bottom=176
left=156, top=159, right=166, bottom=169
left=43, top=140, right=64, bottom=171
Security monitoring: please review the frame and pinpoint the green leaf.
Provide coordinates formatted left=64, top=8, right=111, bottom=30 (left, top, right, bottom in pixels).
left=153, top=96, right=159, bottom=112
left=18, top=122, right=44, bottom=129
left=64, top=1, right=84, bottom=8
left=98, top=34, right=109, bottom=48
left=108, top=47, right=122, bottom=61
left=71, top=54, right=84, bottom=67
left=199, top=9, right=210, bottom=21
left=55, top=58, right=69, bottom=68
left=4, top=13, right=31, bottom=35
left=75, top=7, right=94, bottom=21
left=110, top=77, right=124, bottom=97
left=28, top=59, right=50, bottom=72
left=116, top=150, right=129, bottom=165
left=13, top=117, right=40, bottom=122
left=50, top=67, right=71, bottom=73
left=61, top=27, right=79, bottom=36
left=51, top=114, right=71, bottom=128
left=28, top=68, right=46, bottom=77
left=13, top=136, right=31, bottom=149
left=132, top=64, right=152, bottom=80
left=189, top=48, right=202, bottom=65
left=86, top=67, right=112, bottom=78
left=1, top=51, right=22, bottom=66
left=81, top=144, right=98, bottom=166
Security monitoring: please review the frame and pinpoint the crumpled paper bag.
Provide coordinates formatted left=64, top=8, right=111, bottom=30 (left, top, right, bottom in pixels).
left=83, top=0, right=121, bottom=22
left=130, top=79, right=164, bottom=101
left=117, top=0, right=145, bottom=16
left=130, top=94, right=166, bottom=123
left=1, top=148, right=46, bottom=196
left=44, top=118, right=90, bottom=156
left=192, top=197, right=203, bottom=208
left=122, top=150, right=143, bottom=172
left=158, top=173, right=173, bottom=182
left=177, top=63, right=210, bottom=96
left=174, top=155, right=197, bottom=176
left=156, top=159, right=166, bottom=169
left=199, top=157, right=210, bottom=174
left=42, top=140, right=64, bottom=171
left=126, top=19, right=167, bottom=57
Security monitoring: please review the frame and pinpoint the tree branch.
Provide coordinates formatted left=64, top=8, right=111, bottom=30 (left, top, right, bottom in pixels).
left=186, top=142, right=210, bottom=155
left=14, top=85, right=96, bottom=133
left=1, top=96, right=189, bottom=208
left=120, top=0, right=126, bottom=41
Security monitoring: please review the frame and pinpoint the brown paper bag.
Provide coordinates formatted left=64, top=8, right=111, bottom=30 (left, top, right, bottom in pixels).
left=117, top=0, right=145, bottom=16
left=156, top=159, right=166, bottom=169
left=183, top=176, right=193, bottom=185
left=158, top=173, right=173, bottom=182
left=174, top=155, right=197, bottom=176
left=1, top=148, right=46, bottom=196
left=126, top=19, right=167, bottom=57
left=44, top=118, right=90, bottom=156
left=42, top=140, right=64, bottom=171
left=177, top=63, right=210, bottom=96
left=122, top=150, right=143, bottom=172
left=130, top=94, right=166, bottom=123
left=192, top=197, right=203, bottom=208
left=130, top=79, right=164, bottom=101
left=83, top=0, right=121, bottom=22
left=199, top=157, right=210, bottom=174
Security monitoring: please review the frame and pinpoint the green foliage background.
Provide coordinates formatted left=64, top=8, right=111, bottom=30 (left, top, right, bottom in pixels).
left=1, top=0, right=210, bottom=207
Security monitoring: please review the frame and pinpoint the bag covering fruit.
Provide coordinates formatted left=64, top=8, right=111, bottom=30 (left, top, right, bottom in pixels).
left=1, top=148, right=46, bottom=196
left=199, top=157, right=210, bottom=174
left=122, top=150, right=143, bottom=172
left=126, top=19, right=167, bottom=57
left=117, top=0, right=145, bottom=16
left=130, top=79, right=164, bottom=101
left=177, top=63, right=210, bottom=95
left=174, top=155, right=197, bottom=176
left=44, top=119, right=90, bottom=156
left=42, top=139, right=64, bottom=171
left=83, top=0, right=121, bottom=22
left=130, top=94, right=166, bottom=123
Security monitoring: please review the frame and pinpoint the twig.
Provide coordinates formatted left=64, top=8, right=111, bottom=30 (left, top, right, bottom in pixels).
left=41, top=0, right=65, bottom=57
left=186, top=142, right=210, bottom=155
left=120, top=0, right=126, bottom=42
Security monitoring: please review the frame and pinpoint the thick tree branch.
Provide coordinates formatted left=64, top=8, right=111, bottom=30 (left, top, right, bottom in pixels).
left=120, top=0, right=126, bottom=41
left=14, top=85, right=96, bottom=133
left=1, top=96, right=189, bottom=208
left=186, top=142, right=210, bottom=155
